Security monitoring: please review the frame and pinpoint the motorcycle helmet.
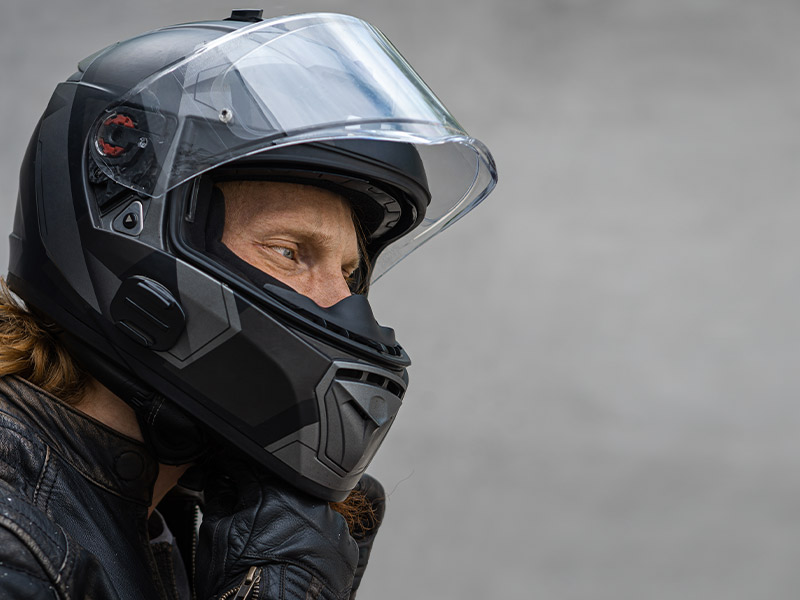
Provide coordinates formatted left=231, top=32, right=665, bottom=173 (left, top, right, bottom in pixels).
left=7, top=10, right=497, bottom=501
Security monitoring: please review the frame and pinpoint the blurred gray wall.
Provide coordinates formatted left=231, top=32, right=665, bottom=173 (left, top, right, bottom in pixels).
left=3, top=1, right=800, bottom=598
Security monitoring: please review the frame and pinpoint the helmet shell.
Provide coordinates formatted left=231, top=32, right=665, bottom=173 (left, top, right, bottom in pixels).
left=8, top=12, right=497, bottom=500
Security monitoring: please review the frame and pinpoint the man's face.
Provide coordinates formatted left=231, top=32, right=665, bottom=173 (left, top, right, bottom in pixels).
left=219, top=181, right=360, bottom=308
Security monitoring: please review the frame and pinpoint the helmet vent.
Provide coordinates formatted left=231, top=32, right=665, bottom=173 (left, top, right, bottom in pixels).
left=336, top=368, right=406, bottom=399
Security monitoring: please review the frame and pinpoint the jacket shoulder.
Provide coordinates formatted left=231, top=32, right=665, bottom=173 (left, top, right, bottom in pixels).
left=0, top=480, right=121, bottom=600
left=0, top=524, right=59, bottom=599
left=0, top=483, right=63, bottom=598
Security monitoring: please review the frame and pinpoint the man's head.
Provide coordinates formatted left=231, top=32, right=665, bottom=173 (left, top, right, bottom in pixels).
left=6, top=11, right=496, bottom=500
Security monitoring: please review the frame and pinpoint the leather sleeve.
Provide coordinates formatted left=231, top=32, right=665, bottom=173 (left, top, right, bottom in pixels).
left=0, top=525, right=59, bottom=599
left=0, top=484, right=120, bottom=600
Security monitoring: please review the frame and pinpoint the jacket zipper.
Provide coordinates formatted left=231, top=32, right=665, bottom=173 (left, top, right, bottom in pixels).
left=191, top=502, right=202, bottom=600
left=218, top=566, right=261, bottom=600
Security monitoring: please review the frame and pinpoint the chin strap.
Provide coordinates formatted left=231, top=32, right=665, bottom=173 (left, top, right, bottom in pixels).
left=59, top=333, right=209, bottom=465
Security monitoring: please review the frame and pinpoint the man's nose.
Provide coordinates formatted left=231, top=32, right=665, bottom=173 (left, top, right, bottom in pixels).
left=306, top=270, right=352, bottom=308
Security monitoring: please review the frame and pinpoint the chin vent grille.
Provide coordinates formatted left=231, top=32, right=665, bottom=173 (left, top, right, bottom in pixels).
left=336, top=368, right=406, bottom=399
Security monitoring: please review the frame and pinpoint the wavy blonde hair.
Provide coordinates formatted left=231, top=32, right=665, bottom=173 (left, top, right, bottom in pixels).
left=0, top=278, right=89, bottom=404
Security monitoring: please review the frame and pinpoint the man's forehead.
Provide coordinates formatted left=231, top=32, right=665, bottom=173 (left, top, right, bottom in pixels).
left=218, top=180, right=361, bottom=260
left=217, top=179, right=350, bottom=208
left=217, top=180, right=356, bottom=229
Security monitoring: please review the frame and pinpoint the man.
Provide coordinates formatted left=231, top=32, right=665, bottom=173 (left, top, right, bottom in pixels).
left=0, top=9, right=497, bottom=600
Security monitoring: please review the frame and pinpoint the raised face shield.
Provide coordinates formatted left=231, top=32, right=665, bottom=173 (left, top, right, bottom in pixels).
left=90, top=13, right=497, bottom=280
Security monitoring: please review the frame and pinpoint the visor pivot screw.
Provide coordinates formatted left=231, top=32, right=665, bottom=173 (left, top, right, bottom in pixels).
left=219, top=108, right=233, bottom=124
left=138, top=137, right=148, bottom=149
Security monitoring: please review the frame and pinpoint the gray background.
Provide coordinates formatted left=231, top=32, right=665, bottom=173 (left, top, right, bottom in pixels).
left=2, top=0, right=800, bottom=598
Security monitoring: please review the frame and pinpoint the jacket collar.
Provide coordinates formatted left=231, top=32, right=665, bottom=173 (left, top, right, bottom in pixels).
left=0, top=376, right=158, bottom=506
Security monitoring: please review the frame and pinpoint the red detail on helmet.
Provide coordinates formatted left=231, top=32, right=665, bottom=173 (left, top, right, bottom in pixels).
left=97, top=114, right=135, bottom=157
left=104, top=114, right=135, bottom=128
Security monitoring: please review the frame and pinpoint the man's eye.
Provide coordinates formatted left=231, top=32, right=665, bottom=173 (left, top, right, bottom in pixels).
left=271, top=246, right=295, bottom=260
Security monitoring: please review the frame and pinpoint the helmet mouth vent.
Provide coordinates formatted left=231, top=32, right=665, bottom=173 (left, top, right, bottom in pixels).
left=336, top=368, right=406, bottom=399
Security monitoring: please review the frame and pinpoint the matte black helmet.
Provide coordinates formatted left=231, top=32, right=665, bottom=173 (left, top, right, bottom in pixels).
left=7, top=11, right=496, bottom=500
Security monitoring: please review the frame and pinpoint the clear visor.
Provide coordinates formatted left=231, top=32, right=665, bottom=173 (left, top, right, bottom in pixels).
left=91, top=13, right=497, bottom=281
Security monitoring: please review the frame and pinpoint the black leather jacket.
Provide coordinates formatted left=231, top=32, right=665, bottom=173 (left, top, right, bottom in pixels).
left=0, top=375, right=188, bottom=599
